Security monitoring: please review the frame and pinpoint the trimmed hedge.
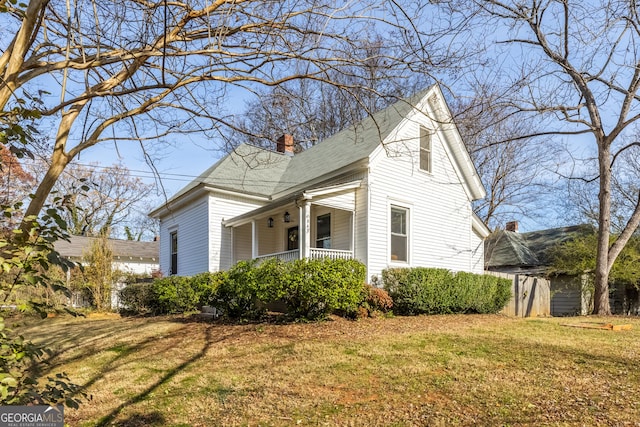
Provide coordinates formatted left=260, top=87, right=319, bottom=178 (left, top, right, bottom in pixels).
left=119, top=282, right=155, bottom=315
left=212, top=258, right=367, bottom=320
left=119, top=271, right=226, bottom=315
left=382, top=267, right=511, bottom=315
left=120, top=258, right=367, bottom=320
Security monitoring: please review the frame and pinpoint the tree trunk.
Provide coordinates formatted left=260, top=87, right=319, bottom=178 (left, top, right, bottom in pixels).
left=21, top=132, right=71, bottom=224
left=0, top=0, right=49, bottom=110
left=593, top=143, right=612, bottom=315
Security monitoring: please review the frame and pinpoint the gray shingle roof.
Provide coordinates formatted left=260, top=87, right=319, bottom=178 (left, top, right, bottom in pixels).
left=54, top=236, right=159, bottom=261
left=166, top=144, right=292, bottom=201
left=485, top=225, right=594, bottom=269
left=154, top=87, right=432, bottom=210
left=271, top=88, right=429, bottom=195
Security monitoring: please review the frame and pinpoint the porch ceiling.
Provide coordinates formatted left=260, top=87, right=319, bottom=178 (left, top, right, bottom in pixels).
left=223, top=180, right=361, bottom=227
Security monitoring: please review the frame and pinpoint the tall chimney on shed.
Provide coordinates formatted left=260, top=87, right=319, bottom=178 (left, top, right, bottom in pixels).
left=276, top=134, right=294, bottom=156
left=505, top=221, right=519, bottom=232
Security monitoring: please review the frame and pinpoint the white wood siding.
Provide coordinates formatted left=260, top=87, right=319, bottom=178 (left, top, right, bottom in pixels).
left=331, top=209, right=352, bottom=251
left=313, top=191, right=355, bottom=211
left=366, top=108, right=479, bottom=280
left=310, top=207, right=352, bottom=251
left=258, top=216, right=285, bottom=256
left=158, top=196, right=209, bottom=276
left=470, top=228, right=485, bottom=274
left=113, top=261, right=158, bottom=275
left=232, top=212, right=298, bottom=262
left=234, top=223, right=253, bottom=262
left=209, top=194, right=264, bottom=271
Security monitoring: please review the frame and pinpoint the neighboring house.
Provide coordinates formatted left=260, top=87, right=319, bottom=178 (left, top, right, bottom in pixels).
left=54, top=235, right=160, bottom=275
left=54, top=235, right=159, bottom=308
left=149, top=85, right=490, bottom=281
left=485, top=222, right=597, bottom=316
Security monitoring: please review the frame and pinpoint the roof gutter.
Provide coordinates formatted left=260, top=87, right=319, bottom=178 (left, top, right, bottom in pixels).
left=149, top=184, right=270, bottom=218
left=223, top=179, right=362, bottom=228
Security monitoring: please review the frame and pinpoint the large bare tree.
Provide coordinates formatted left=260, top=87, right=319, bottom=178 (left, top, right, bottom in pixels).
left=564, top=142, right=640, bottom=234
left=46, top=162, right=155, bottom=239
left=451, top=84, right=561, bottom=230
left=0, top=0, right=448, bottom=223
left=227, top=37, right=427, bottom=151
left=445, top=0, right=640, bottom=314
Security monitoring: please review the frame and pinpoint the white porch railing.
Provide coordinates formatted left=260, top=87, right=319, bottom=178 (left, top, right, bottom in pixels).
left=309, top=248, right=353, bottom=260
left=254, top=248, right=353, bottom=263
left=255, top=249, right=300, bottom=263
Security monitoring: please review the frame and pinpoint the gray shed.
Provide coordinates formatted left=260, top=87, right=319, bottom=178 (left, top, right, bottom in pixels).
left=485, top=224, right=594, bottom=316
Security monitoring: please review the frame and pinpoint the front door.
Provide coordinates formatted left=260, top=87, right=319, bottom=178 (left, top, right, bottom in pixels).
left=287, top=226, right=299, bottom=251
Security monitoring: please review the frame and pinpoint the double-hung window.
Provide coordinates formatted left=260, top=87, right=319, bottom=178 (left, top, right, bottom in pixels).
left=170, top=231, right=178, bottom=275
left=390, top=206, right=408, bottom=262
left=316, top=214, right=331, bottom=249
left=420, top=126, right=432, bottom=173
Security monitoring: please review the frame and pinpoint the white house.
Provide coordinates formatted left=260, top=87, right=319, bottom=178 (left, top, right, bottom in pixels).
left=54, top=235, right=159, bottom=308
left=149, top=85, right=490, bottom=281
left=54, top=235, right=160, bottom=275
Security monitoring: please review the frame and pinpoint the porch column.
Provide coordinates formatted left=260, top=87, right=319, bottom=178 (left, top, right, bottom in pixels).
left=251, top=220, right=258, bottom=259
left=230, top=226, right=235, bottom=266
left=299, top=200, right=311, bottom=259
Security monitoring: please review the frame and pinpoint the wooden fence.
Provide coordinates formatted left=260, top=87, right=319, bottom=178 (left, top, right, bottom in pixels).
left=486, top=271, right=551, bottom=318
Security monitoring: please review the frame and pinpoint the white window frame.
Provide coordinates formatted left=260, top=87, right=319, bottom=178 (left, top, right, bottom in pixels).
left=389, top=203, right=410, bottom=264
left=419, top=125, right=432, bottom=173
left=315, top=213, right=332, bottom=249
left=169, top=230, right=178, bottom=275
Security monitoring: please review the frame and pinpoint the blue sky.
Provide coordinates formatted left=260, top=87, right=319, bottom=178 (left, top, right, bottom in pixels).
left=78, top=132, right=224, bottom=199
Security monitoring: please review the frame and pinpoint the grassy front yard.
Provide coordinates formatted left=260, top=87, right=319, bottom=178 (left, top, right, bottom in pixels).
left=17, top=314, right=640, bottom=426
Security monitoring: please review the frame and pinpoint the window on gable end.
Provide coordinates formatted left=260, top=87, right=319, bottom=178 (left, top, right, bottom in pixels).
left=420, top=126, right=432, bottom=173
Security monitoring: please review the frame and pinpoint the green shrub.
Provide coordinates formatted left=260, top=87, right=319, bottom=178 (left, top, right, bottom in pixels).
left=282, top=258, right=366, bottom=320
left=119, top=271, right=227, bottom=315
left=119, top=258, right=368, bottom=321
left=252, top=258, right=288, bottom=303
left=152, top=276, right=197, bottom=314
left=211, top=258, right=366, bottom=321
left=383, top=267, right=511, bottom=315
left=383, top=268, right=453, bottom=315
left=213, top=260, right=266, bottom=320
left=477, top=274, right=512, bottom=313
left=191, top=271, right=227, bottom=308
left=119, top=282, right=155, bottom=315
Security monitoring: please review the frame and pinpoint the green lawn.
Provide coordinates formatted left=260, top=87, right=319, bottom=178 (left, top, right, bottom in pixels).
left=17, top=313, right=640, bottom=426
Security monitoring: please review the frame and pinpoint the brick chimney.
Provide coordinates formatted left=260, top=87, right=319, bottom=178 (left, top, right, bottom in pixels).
left=276, top=134, right=294, bottom=156
left=505, top=221, right=519, bottom=232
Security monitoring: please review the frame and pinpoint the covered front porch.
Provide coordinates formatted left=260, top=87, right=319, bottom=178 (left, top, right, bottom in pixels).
left=224, top=181, right=360, bottom=264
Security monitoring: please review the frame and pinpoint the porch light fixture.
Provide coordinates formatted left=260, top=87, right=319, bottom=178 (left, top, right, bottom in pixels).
left=267, top=217, right=274, bottom=228
left=283, top=211, right=291, bottom=223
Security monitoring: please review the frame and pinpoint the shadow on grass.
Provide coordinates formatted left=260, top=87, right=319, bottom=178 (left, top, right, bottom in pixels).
left=92, top=326, right=221, bottom=426
left=114, top=411, right=165, bottom=427
left=19, top=316, right=178, bottom=377
left=17, top=314, right=257, bottom=424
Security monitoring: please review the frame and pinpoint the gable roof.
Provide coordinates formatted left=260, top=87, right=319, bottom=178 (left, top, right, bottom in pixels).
left=165, top=144, right=292, bottom=202
left=54, top=236, right=159, bottom=262
left=270, top=87, right=430, bottom=196
left=150, top=85, right=485, bottom=216
left=485, top=224, right=594, bottom=270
